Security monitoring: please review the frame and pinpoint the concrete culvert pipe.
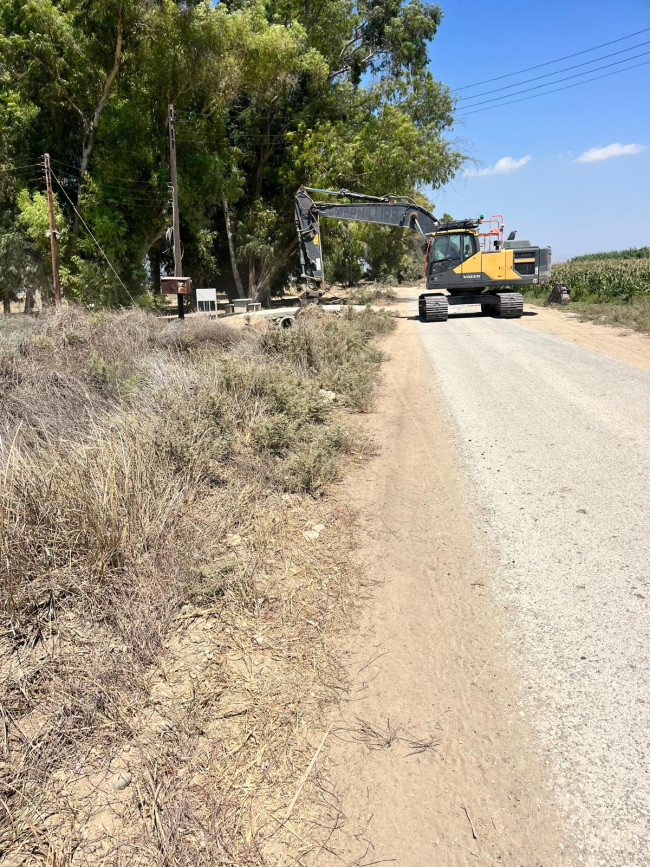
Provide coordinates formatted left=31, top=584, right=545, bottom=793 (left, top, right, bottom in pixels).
left=277, top=316, right=294, bottom=328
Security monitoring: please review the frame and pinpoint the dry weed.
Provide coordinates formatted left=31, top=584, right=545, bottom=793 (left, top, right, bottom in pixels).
left=0, top=304, right=395, bottom=865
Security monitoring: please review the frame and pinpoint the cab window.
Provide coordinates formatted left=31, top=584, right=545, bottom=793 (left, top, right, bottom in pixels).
left=459, top=233, right=478, bottom=260
left=431, top=235, right=455, bottom=263
left=429, top=233, right=478, bottom=273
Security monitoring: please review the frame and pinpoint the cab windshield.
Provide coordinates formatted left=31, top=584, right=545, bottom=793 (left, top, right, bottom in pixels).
left=429, top=233, right=478, bottom=272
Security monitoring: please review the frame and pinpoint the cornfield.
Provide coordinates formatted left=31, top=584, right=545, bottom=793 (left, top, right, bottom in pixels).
left=552, top=258, right=650, bottom=302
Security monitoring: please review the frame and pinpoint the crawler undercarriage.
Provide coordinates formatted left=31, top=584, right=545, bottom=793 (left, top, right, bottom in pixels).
left=418, top=291, right=524, bottom=322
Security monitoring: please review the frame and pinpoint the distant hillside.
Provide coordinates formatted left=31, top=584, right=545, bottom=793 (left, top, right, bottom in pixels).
left=570, top=247, right=650, bottom=263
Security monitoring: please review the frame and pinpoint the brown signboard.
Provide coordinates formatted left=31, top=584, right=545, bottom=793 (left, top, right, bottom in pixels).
left=161, top=276, right=192, bottom=295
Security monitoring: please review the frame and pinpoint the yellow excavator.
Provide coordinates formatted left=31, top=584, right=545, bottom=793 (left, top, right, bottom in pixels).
left=294, top=186, right=552, bottom=321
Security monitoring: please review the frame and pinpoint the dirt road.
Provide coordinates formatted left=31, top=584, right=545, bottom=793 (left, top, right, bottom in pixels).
left=326, top=296, right=649, bottom=866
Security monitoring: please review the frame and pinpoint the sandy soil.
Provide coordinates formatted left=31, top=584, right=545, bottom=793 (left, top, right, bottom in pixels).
left=520, top=303, right=650, bottom=371
left=322, top=311, right=569, bottom=865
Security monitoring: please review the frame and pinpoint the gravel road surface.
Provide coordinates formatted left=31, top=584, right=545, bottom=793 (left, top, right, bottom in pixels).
left=418, top=307, right=650, bottom=865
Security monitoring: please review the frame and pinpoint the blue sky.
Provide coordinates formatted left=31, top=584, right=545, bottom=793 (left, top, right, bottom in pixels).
left=427, top=0, right=650, bottom=260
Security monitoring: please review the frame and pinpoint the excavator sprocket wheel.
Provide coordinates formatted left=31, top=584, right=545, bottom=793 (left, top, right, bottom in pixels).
left=493, top=292, right=524, bottom=318
left=419, top=294, right=449, bottom=322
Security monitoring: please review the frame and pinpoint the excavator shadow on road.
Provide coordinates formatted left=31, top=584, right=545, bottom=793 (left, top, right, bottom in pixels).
left=401, top=307, right=539, bottom=322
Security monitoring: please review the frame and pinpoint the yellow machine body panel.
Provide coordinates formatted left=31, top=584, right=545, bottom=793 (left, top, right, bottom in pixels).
left=426, top=228, right=551, bottom=292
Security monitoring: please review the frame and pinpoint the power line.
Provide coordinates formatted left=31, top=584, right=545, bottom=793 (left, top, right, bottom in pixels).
left=47, top=162, right=165, bottom=202
left=49, top=157, right=163, bottom=187
left=50, top=166, right=135, bottom=304
left=2, top=160, right=45, bottom=169
left=67, top=182, right=164, bottom=204
left=455, top=57, right=650, bottom=118
left=451, top=26, right=650, bottom=92
left=6, top=170, right=45, bottom=182
left=456, top=48, right=650, bottom=110
left=457, top=39, right=650, bottom=102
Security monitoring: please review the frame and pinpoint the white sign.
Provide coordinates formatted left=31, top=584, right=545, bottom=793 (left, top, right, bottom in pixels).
left=196, top=287, right=217, bottom=313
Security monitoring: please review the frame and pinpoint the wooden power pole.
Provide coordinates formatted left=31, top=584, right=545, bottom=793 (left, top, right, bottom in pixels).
left=43, top=153, right=62, bottom=307
left=168, top=105, right=184, bottom=320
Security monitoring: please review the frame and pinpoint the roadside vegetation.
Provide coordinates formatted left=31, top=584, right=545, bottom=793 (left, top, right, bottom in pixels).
left=0, top=304, right=395, bottom=865
left=524, top=251, right=650, bottom=333
left=334, top=286, right=399, bottom=307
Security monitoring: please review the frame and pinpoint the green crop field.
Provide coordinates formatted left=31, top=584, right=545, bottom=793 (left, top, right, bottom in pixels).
left=570, top=246, right=650, bottom=263
left=522, top=251, right=650, bottom=333
left=552, top=257, right=650, bottom=302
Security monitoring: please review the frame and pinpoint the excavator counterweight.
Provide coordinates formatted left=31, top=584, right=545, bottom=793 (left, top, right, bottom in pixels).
left=294, top=186, right=552, bottom=320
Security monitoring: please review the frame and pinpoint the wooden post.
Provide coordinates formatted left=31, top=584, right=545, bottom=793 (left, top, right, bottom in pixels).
left=168, top=105, right=184, bottom=320
left=43, top=154, right=61, bottom=307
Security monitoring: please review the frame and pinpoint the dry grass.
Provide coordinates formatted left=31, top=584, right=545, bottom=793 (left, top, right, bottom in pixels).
left=566, top=297, right=650, bottom=334
left=0, top=304, right=395, bottom=865
left=523, top=290, right=650, bottom=334
left=342, top=718, right=439, bottom=759
left=351, top=718, right=400, bottom=751
left=343, top=287, right=397, bottom=307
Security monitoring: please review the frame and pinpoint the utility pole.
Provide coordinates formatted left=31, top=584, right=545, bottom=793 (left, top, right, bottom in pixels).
left=168, top=104, right=184, bottom=320
left=43, top=153, right=62, bottom=307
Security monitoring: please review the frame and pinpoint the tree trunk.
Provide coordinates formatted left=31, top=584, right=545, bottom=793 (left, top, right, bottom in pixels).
left=256, top=236, right=298, bottom=301
left=223, top=199, right=245, bottom=298
left=248, top=252, right=256, bottom=302
left=3, top=296, right=11, bottom=316
left=245, top=107, right=276, bottom=304
left=149, top=247, right=161, bottom=294
left=73, top=16, right=124, bottom=235
left=23, top=286, right=35, bottom=314
left=137, top=220, right=166, bottom=266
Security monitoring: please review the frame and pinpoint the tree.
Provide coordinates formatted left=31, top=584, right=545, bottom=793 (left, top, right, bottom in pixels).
left=0, top=0, right=464, bottom=306
left=219, top=1, right=461, bottom=300
left=0, top=188, right=57, bottom=313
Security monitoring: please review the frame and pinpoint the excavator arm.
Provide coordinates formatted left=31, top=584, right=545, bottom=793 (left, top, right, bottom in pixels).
left=294, top=186, right=478, bottom=292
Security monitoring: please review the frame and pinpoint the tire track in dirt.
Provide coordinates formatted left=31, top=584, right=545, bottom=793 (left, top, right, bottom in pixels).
left=323, top=310, right=568, bottom=866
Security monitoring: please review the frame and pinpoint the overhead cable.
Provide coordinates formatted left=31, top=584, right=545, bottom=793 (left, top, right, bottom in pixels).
left=50, top=167, right=135, bottom=303
left=451, top=26, right=650, bottom=91
left=456, top=48, right=650, bottom=110
left=455, top=58, right=650, bottom=118
left=49, top=158, right=162, bottom=187
left=457, top=39, right=650, bottom=102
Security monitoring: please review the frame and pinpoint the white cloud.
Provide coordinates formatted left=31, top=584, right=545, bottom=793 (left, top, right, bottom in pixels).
left=576, top=143, right=646, bottom=163
left=465, top=155, right=532, bottom=178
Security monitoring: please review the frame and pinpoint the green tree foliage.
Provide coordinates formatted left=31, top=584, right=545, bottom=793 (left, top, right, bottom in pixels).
left=0, top=0, right=463, bottom=307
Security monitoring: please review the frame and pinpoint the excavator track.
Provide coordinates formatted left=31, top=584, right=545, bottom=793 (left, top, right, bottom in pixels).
left=485, top=292, right=524, bottom=318
left=419, top=294, right=449, bottom=322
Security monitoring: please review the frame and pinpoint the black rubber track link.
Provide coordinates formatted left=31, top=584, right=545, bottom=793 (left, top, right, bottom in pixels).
left=492, top=292, right=524, bottom=318
left=419, top=294, right=449, bottom=322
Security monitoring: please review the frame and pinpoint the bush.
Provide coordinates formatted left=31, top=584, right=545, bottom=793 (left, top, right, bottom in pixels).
left=261, top=307, right=395, bottom=410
